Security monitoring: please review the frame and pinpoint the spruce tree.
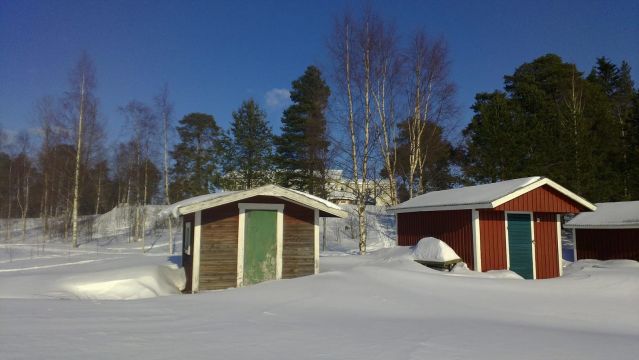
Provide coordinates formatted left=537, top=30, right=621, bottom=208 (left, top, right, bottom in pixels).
left=274, top=66, right=330, bottom=196
left=170, top=113, right=223, bottom=200
left=225, top=99, right=273, bottom=190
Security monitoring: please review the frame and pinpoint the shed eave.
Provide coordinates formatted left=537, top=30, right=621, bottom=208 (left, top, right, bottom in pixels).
left=387, top=203, right=493, bottom=214
left=177, top=185, right=348, bottom=219
left=563, top=224, right=639, bottom=229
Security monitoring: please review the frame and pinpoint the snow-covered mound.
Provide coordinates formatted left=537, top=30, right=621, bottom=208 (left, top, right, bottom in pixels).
left=413, top=237, right=460, bottom=262
left=451, top=262, right=523, bottom=279
left=93, top=205, right=169, bottom=237
left=60, top=263, right=185, bottom=300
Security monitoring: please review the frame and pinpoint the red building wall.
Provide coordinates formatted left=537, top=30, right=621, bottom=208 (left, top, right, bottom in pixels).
left=576, top=229, right=639, bottom=261
left=479, top=210, right=507, bottom=271
left=397, top=210, right=475, bottom=270
left=533, top=213, right=560, bottom=279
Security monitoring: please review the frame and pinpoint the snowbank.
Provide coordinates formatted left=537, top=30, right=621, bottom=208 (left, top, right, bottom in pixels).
left=451, top=262, right=523, bottom=279
left=60, top=263, right=186, bottom=300
left=413, top=237, right=460, bottom=262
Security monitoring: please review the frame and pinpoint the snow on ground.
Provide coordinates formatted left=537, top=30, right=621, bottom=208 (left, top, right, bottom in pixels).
left=1, top=207, right=639, bottom=359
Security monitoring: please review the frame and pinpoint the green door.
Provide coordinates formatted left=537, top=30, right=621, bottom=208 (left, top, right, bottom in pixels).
left=507, top=213, right=534, bottom=279
left=243, top=210, right=277, bottom=285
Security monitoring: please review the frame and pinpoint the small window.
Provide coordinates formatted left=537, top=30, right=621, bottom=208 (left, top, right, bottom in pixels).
left=183, top=221, right=192, bottom=255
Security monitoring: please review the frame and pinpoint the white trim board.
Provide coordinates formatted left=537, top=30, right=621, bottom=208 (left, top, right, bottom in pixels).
left=472, top=209, right=482, bottom=272
left=237, top=203, right=285, bottom=287
left=314, top=209, right=320, bottom=275
left=556, top=214, right=563, bottom=277
left=192, top=211, right=202, bottom=293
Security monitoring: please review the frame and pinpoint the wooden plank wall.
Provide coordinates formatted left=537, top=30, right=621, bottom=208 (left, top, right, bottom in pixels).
left=281, top=202, right=315, bottom=279
left=576, top=228, right=639, bottom=261
left=397, top=210, right=475, bottom=270
left=495, top=185, right=583, bottom=213
left=478, top=210, right=507, bottom=271
left=199, top=204, right=239, bottom=290
left=533, top=212, right=560, bottom=279
left=182, top=213, right=194, bottom=293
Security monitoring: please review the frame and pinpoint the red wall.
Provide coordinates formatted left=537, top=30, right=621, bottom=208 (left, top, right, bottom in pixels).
left=479, top=210, right=507, bottom=271
left=397, top=210, right=475, bottom=269
left=495, top=185, right=583, bottom=213
left=576, top=229, right=639, bottom=261
left=533, top=213, right=560, bottom=279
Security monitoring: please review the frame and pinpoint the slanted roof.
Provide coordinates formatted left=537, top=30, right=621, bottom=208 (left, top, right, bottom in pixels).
left=168, top=184, right=348, bottom=218
left=564, top=201, right=639, bottom=229
left=388, top=176, right=596, bottom=213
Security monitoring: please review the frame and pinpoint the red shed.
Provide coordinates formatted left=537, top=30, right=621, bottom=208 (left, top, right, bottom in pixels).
left=388, top=177, right=596, bottom=279
left=564, top=201, right=639, bottom=261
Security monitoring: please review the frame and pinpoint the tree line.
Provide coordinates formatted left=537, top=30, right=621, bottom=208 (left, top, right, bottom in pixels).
left=1, top=8, right=637, bottom=254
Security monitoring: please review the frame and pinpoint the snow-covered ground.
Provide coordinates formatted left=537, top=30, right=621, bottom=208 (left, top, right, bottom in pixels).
left=1, top=206, right=638, bottom=359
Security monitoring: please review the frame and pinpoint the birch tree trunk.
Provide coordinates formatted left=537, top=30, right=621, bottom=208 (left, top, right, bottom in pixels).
left=71, top=72, right=85, bottom=248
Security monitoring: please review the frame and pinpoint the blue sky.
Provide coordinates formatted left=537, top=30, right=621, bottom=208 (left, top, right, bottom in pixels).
left=1, top=0, right=638, bottom=143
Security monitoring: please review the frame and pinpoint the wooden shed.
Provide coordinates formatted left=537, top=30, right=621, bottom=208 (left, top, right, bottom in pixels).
left=388, top=177, right=596, bottom=279
left=171, top=185, right=347, bottom=293
left=565, top=201, right=639, bottom=261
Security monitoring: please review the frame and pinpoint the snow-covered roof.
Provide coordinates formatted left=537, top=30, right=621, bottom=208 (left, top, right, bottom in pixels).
left=388, top=176, right=596, bottom=213
left=564, top=201, right=639, bottom=229
left=168, top=185, right=347, bottom=218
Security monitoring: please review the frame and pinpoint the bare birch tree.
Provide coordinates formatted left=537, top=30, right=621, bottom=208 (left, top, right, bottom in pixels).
left=406, top=32, right=456, bottom=197
left=65, top=53, right=97, bottom=248
left=154, top=84, right=174, bottom=254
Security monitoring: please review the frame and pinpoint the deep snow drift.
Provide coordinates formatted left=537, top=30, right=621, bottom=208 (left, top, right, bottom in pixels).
left=1, top=207, right=639, bottom=359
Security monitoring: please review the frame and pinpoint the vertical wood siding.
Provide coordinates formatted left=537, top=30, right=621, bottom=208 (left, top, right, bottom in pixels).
left=576, top=229, right=639, bottom=261
left=478, top=210, right=507, bottom=271
left=281, top=202, right=315, bottom=279
left=495, top=185, right=583, bottom=213
left=182, top=213, right=195, bottom=293
left=397, top=210, right=475, bottom=270
left=533, top=212, right=560, bottom=279
left=199, top=204, right=239, bottom=290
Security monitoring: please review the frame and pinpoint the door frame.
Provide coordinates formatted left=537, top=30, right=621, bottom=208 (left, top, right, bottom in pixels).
left=504, top=211, right=536, bottom=279
left=237, top=203, right=284, bottom=287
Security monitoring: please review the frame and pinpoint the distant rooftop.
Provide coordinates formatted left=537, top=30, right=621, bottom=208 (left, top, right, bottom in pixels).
left=565, top=201, right=639, bottom=229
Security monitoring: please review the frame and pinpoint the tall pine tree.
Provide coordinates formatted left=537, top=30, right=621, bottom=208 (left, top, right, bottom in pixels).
left=274, top=66, right=330, bottom=197
left=170, top=113, right=224, bottom=200
left=225, top=99, right=273, bottom=190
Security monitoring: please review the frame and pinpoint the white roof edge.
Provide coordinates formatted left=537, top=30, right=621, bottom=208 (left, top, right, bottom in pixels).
left=177, top=185, right=348, bottom=218
left=387, top=203, right=493, bottom=214
left=490, top=177, right=597, bottom=211
left=564, top=224, right=639, bottom=229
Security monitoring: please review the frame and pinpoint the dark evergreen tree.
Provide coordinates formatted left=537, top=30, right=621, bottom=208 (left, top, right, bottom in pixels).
left=170, top=113, right=224, bottom=200
left=225, top=99, right=273, bottom=190
left=274, top=66, right=331, bottom=196
left=460, top=54, right=630, bottom=201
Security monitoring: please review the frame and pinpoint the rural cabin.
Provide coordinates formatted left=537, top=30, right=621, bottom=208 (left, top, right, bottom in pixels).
left=388, top=177, right=596, bottom=279
left=170, top=185, right=347, bottom=293
left=565, top=201, right=639, bottom=261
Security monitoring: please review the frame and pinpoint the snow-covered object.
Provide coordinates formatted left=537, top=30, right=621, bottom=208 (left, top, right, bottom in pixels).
left=388, top=176, right=595, bottom=212
left=565, top=201, right=639, bottom=229
left=413, top=237, right=460, bottom=262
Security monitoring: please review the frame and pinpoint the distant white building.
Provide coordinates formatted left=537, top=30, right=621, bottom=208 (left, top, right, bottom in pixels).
left=326, top=169, right=393, bottom=206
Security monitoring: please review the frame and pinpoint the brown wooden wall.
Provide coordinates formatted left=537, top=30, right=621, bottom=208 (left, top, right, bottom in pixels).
left=182, top=213, right=195, bottom=293
left=479, top=210, right=507, bottom=271
left=184, top=195, right=317, bottom=291
left=397, top=210, right=475, bottom=270
left=533, top=213, right=560, bottom=279
left=576, top=228, right=639, bottom=261
left=199, top=204, right=239, bottom=290
left=495, top=185, right=584, bottom=213
left=281, top=201, right=315, bottom=279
